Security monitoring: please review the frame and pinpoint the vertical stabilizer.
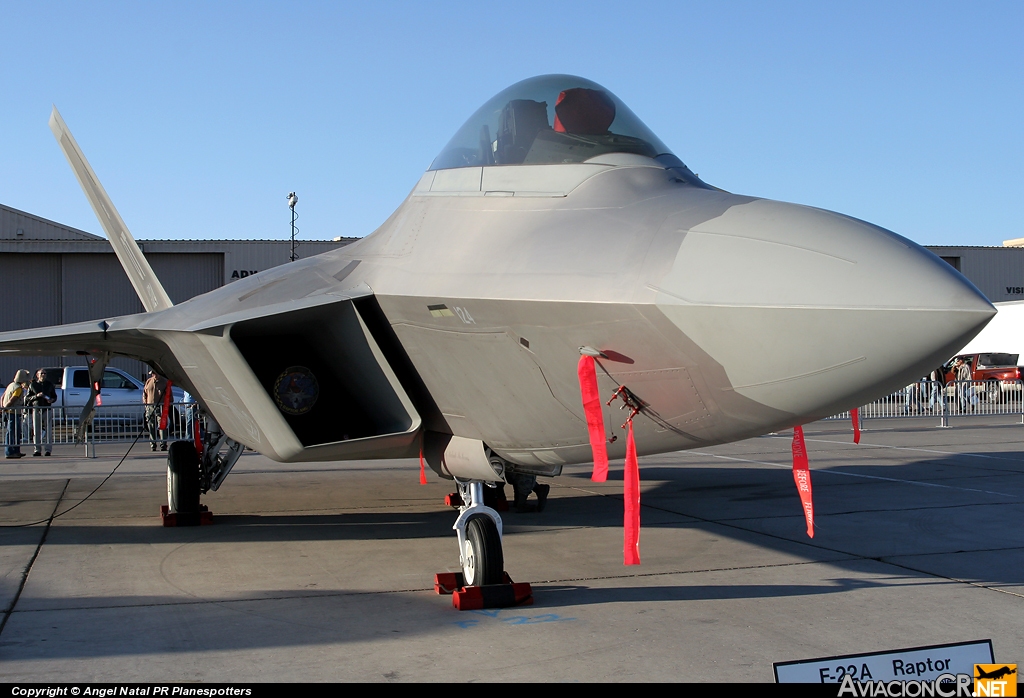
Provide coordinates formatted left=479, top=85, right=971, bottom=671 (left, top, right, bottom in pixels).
left=49, top=107, right=173, bottom=312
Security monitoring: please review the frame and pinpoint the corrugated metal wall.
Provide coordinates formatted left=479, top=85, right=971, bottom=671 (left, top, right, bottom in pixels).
left=61, top=253, right=222, bottom=318
left=926, top=246, right=1024, bottom=303
left=0, top=253, right=222, bottom=383
left=0, top=254, right=63, bottom=384
left=0, top=254, right=62, bottom=329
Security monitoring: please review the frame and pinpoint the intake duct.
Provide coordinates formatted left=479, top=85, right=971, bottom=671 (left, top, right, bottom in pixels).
left=229, top=298, right=421, bottom=459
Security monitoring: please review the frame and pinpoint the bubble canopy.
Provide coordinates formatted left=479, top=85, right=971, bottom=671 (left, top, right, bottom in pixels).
left=430, top=75, right=676, bottom=171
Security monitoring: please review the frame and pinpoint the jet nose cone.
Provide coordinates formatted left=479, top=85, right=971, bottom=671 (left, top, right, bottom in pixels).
left=654, top=198, right=994, bottom=419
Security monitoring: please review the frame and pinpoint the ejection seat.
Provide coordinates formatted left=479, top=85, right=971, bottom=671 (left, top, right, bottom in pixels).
left=495, top=99, right=551, bottom=164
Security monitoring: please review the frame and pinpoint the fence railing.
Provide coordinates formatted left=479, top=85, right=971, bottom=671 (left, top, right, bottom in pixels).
left=4, top=382, right=1021, bottom=458
left=2, top=402, right=199, bottom=456
left=826, top=380, right=1024, bottom=425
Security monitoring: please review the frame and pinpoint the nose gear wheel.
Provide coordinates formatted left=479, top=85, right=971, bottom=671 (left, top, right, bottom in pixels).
left=462, top=515, right=503, bottom=586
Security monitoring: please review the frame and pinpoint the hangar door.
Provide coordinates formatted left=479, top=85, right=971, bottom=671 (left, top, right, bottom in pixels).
left=0, top=254, right=62, bottom=331
left=0, top=253, right=223, bottom=382
left=61, top=253, right=223, bottom=321
left=0, top=254, right=62, bottom=383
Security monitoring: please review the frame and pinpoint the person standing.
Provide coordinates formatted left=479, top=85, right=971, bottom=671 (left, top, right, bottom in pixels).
left=954, top=358, right=974, bottom=412
left=2, top=370, right=32, bottom=459
left=926, top=366, right=943, bottom=411
left=143, top=370, right=169, bottom=451
left=903, top=381, right=919, bottom=415
left=507, top=471, right=551, bottom=513
left=182, top=389, right=197, bottom=441
left=26, top=369, right=57, bottom=456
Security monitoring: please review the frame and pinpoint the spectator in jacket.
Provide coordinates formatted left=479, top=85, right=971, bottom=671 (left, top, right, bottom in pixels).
left=3, top=370, right=32, bottom=458
left=26, top=369, right=57, bottom=456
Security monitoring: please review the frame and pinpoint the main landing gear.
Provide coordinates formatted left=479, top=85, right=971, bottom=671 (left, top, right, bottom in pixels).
left=163, top=441, right=210, bottom=526
left=166, top=441, right=200, bottom=514
left=162, top=414, right=243, bottom=527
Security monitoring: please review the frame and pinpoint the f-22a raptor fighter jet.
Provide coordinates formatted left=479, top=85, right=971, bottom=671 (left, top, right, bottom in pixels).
left=0, top=75, right=993, bottom=586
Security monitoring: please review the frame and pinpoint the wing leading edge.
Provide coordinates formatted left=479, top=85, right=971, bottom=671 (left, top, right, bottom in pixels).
left=0, top=314, right=163, bottom=361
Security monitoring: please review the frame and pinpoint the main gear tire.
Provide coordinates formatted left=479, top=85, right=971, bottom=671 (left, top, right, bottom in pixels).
left=167, top=441, right=201, bottom=514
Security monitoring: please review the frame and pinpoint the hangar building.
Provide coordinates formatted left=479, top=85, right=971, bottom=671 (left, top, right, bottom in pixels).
left=928, top=246, right=1024, bottom=304
left=0, top=203, right=355, bottom=380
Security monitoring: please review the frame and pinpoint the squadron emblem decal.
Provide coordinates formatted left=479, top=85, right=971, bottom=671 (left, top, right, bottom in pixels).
left=273, top=366, right=319, bottom=415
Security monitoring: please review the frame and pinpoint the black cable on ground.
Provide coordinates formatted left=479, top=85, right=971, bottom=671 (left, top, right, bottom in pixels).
left=0, top=478, right=68, bottom=637
left=0, top=429, right=145, bottom=528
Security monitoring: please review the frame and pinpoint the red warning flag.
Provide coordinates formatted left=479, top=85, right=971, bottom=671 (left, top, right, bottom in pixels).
left=791, top=426, right=814, bottom=538
left=159, top=381, right=173, bottom=431
left=851, top=408, right=861, bottom=444
left=419, top=448, right=428, bottom=485
left=623, top=420, right=641, bottom=565
left=577, top=355, right=609, bottom=482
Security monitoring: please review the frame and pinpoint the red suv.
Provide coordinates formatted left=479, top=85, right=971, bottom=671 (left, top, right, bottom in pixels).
left=942, top=353, right=1022, bottom=401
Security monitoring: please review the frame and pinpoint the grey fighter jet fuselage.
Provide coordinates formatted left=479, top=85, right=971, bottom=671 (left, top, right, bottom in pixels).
left=0, top=75, right=993, bottom=582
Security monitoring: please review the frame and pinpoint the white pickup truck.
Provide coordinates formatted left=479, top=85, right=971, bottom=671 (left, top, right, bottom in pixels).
left=38, top=366, right=184, bottom=411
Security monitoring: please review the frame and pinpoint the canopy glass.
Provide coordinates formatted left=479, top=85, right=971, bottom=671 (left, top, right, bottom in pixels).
left=430, top=75, right=676, bottom=171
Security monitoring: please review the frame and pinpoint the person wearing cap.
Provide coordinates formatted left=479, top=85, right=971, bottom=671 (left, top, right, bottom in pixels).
left=2, top=370, right=32, bottom=458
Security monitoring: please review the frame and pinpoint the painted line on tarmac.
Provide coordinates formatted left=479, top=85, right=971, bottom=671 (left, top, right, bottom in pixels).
left=783, top=435, right=1024, bottom=465
left=684, top=451, right=1017, bottom=498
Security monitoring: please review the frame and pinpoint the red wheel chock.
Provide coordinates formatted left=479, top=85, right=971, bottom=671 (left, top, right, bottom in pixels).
left=434, top=572, right=533, bottom=611
left=160, top=505, right=213, bottom=527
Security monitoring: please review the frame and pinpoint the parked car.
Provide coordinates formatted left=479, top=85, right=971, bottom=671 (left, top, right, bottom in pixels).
left=941, top=353, right=1022, bottom=401
left=37, top=366, right=186, bottom=418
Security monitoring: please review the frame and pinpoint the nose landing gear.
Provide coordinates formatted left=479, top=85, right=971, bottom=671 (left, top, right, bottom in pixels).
left=453, top=481, right=504, bottom=586
left=436, top=479, right=533, bottom=610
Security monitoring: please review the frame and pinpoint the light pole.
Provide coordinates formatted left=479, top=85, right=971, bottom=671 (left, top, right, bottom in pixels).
left=287, top=191, right=299, bottom=262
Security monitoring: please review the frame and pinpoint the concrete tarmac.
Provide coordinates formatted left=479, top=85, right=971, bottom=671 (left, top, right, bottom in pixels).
left=0, top=418, right=1022, bottom=682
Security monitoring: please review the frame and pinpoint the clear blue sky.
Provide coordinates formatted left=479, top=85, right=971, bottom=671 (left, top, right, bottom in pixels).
left=1, top=1, right=1020, bottom=246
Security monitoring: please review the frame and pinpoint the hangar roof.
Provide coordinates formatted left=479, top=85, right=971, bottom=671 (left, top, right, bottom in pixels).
left=0, top=203, right=358, bottom=252
left=1, top=203, right=103, bottom=241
